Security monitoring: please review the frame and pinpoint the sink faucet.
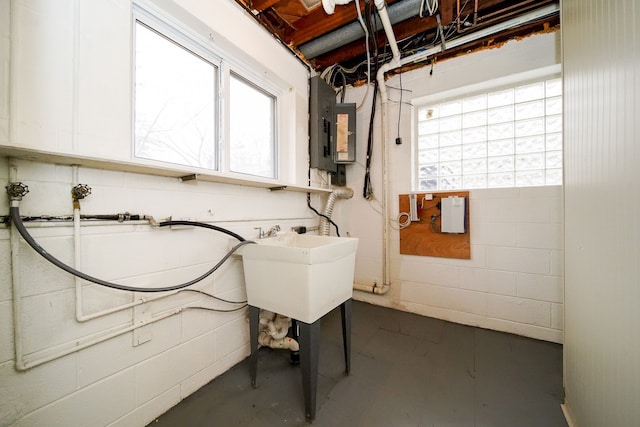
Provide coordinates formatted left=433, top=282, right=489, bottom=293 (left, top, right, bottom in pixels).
left=267, top=225, right=281, bottom=237
left=254, top=225, right=281, bottom=239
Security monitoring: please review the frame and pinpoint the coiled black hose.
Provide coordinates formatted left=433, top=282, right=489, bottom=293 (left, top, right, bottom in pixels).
left=9, top=204, right=254, bottom=293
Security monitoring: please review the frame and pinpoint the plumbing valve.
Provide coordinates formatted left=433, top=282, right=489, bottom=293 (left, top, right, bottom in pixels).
left=254, top=225, right=281, bottom=239
left=267, top=225, right=281, bottom=237
left=72, top=184, right=92, bottom=200
left=5, top=182, right=29, bottom=201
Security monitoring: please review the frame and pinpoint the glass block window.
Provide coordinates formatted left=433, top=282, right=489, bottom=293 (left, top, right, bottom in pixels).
left=416, top=77, right=562, bottom=191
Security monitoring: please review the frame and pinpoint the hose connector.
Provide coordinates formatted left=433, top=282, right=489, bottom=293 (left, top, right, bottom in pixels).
left=71, top=184, right=92, bottom=201
left=5, top=182, right=29, bottom=201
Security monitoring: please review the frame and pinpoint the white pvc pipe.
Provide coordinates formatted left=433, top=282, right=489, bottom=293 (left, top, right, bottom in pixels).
left=71, top=167, right=178, bottom=322
left=374, top=1, right=400, bottom=294
left=18, top=308, right=181, bottom=371
left=12, top=212, right=213, bottom=370
left=321, top=0, right=353, bottom=15
left=9, top=164, right=184, bottom=370
left=11, top=207, right=197, bottom=371
left=374, top=0, right=400, bottom=61
left=354, top=282, right=390, bottom=295
left=9, top=162, right=26, bottom=371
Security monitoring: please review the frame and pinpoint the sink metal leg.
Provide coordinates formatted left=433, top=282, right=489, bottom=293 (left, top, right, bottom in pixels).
left=340, top=298, right=352, bottom=374
left=298, top=319, right=320, bottom=421
left=289, top=319, right=300, bottom=365
left=249, top=305, right=260, bottom=388
left=250, top=303, right=350, bottom=421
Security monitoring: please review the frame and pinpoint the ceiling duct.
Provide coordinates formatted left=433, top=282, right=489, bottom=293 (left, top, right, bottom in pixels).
left=299, top=0, right=422, bottom=60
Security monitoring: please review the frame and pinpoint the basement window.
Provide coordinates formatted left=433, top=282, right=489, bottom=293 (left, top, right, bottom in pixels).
left=229, top=74, right=277, bottom=178
left=132, top=4, right=280, bottom=180
left=413, top=66, right=562, bottom=190
left=133, top=19, right=218, bottom=170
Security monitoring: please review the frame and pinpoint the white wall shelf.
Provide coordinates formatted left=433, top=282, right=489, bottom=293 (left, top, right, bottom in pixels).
left=0, top=146, right=331, bottom=194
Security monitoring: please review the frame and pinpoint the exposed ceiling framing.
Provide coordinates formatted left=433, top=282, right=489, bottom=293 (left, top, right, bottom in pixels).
left=234, top=0, right=560, bottom=85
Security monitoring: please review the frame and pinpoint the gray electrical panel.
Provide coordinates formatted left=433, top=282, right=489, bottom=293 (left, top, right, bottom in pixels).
left=309, top=76, right=337, bottom=173
left=309, top=76, right=357, bottom=174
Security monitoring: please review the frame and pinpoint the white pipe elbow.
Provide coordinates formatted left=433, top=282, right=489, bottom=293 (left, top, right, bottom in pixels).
left=333, top=187, right=354, bottom=199
left=258, top=332, right=300, bottom=351
left=322, top=0, right=354, bottom=15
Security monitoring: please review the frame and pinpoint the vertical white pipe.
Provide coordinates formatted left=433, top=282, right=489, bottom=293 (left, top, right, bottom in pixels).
left=9, top=161, right=27, bottom=371
left=8, top=0, right=17, bottom=147
left=374, top=0, right=400, bottom=61
left=70, top=166, right=179, bottom=321
left=72, top=165, right=87, bottom=321
left=72, top=0, right=80, bottom=152
left=374, top=1, right=400, bottom=292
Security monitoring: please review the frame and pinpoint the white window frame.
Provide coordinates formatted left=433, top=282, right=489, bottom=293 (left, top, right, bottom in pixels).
left=228, top=72, right=278, bottom=179
left=132, top=2, right=283, bottom=182
left=411, top=64, right=562, bottom=191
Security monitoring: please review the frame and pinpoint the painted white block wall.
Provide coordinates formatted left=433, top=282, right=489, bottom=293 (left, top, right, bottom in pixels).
left=0, top=166, right=319, bottom=427
left=338, top=31, right=564, bottom=343
left=562, top=0, right=640, bottom=425
left=0, top=158, right=322, bottom=426
left=0, top=1, right=316, bottom=426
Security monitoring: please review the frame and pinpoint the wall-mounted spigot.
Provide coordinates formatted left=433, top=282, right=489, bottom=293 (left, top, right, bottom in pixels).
left=72, top=184, right=92, bottom=201
left=5, top=182, right=29, bottom=201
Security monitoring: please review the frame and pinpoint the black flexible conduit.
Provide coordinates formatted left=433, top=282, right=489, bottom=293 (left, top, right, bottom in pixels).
left=363, top=82, right=379, bottom=200
left=306, top=193, right=340, bottom=237
left=9, top=203, right=255, bottom=293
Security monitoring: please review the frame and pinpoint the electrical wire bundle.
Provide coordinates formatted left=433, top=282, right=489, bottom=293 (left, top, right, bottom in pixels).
left=420, top=0, right=439, bottom=17
left=316, top=0, right=479, bottom=202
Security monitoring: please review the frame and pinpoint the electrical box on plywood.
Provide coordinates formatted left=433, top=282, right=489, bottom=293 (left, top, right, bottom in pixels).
left=441, top=196, right=466, bottom=233
left=398, top=191, right=470, bottom=259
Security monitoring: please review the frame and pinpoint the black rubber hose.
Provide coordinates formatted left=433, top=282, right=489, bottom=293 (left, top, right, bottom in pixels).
left=9, top=204, right=254, bottom=293
left=306, top=193, right=340, bottom=237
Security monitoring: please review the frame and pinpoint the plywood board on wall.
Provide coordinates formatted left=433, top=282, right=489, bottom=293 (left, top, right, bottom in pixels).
left=398, top=191, right=470, bottom=259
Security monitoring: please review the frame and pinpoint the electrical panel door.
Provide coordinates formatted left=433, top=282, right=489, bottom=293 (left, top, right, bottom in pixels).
left=309, top=76, right=338, bottom=173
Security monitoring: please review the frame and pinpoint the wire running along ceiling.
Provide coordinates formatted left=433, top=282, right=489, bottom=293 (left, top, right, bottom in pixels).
left=235, top=0, right=560, bottom=86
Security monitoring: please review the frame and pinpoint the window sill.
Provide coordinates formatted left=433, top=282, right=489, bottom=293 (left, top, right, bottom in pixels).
left=0, top=146, right=330, bottom=193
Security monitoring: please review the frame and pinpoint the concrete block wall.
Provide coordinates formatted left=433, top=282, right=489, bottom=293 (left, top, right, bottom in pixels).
left=339, top=31, right=564, bottom=343
left=394, top=186, right=563, bottom=343
left=0, top=159, right=317, bottom=426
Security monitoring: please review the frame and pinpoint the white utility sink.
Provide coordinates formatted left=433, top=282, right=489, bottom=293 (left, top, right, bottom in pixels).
left=239, top=233, right=359, bottom=324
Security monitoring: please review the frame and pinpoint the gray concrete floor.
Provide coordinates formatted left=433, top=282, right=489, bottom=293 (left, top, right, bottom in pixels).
left=149, top=301, right=567, bottom=426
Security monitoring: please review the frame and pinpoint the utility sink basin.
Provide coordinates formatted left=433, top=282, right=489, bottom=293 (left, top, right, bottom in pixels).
left=239, top=233, right=358, bottom=324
